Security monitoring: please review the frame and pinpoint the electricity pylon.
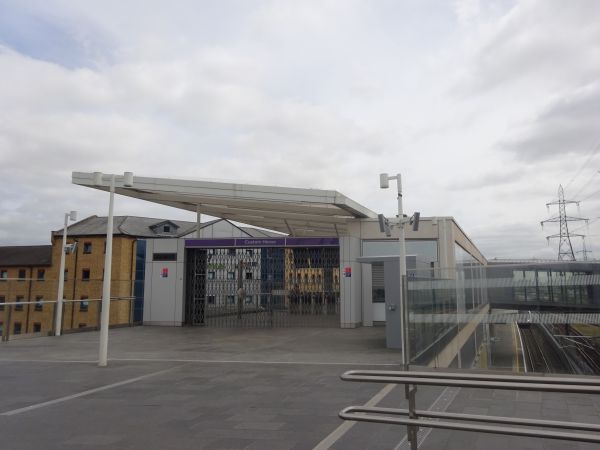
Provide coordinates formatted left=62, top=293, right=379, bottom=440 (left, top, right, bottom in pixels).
left=541, top=185, right=588, bottom=261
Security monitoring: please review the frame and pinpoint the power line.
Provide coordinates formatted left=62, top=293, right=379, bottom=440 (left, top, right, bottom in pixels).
left=573, top=170, right=600, bottom=199
left=564, top=141, right=600, bottom=191
left=570, top=217, right=600, bottom=233
left=580, top=187, right=600, bottom=203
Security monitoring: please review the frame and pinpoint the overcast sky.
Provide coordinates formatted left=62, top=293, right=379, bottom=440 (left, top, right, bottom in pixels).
left=1, top=0, right=599, bottom=259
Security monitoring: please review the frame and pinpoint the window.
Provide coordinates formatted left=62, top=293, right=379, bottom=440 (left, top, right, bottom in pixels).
left=227, top=295, right=235, bottom=305
left=245, top=249, right=253, bottom=255
left=207, top=295, right=215, bottom=305
left=82, top=269, right=90, bottom=281
left=228, top=248, right=236, bottom=256
left=163, top=225, right=170, bottom=233
left=227, top=271, right=235, bottom=280
left=80, top=296, right=89, bottom=312
left=35, top=296, right=43, bottom=311
left=152, top=253, right=177, bottom=261
left=245, top=295, right=253, bottom=305
left=83, top=242, right=92, bottom=254
left=245, top=272, right=253, bottom=280
left=0, top=269, right=7, bottom=280
left=0, top=296, right=4, bottom=311
left=13, top=322, right=21, bottom=335
left=64, top=269, right=68, bottom=281
left=33, top=323, right=41, bottom=333
left=15, top=296, right=23, bottom=311
left=37, top=269, right=45, bottom=280
left=18, top=269, right=26, bottom=280
left=208, top=271, right=215, bottom=279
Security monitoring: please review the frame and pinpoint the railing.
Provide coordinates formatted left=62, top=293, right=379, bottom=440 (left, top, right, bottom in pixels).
left=339, top=370, right=600, bottom=448
left=0, top=276, right=143, bottom=341
left=0, top=297, right=137, bottom=342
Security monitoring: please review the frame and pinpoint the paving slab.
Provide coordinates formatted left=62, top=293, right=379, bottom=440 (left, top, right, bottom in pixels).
left=2, top=325, right=599, bottom=449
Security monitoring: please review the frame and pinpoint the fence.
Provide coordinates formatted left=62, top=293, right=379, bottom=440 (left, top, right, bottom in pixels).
left=0, top=277, right=141, bottom=341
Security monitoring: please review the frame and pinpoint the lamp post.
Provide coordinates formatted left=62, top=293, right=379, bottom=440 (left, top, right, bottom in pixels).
left=380, top=172, right=418, bottom=450
left=379, top=173, right=409, bottom=369
left=55, top=210, right=78, bottom=336
left=94, top=171, right=134, bottom=367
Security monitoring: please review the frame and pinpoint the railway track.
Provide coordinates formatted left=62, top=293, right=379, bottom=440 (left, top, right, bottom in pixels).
left=518, top=323, right=571, bottom=373
left=549, top=324, right=600, bottom=375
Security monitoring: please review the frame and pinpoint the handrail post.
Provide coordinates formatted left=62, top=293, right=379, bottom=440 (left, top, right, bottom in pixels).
left=401, top=273, right=417, bottom=448
left=406, top=384, right=418, bottom=449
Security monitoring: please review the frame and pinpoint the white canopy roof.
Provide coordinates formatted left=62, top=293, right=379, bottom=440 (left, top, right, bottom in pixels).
left=72, top=172, right=377, bottom=237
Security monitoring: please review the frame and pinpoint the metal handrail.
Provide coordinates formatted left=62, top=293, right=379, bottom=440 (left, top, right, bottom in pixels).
left=0, top=297, right=135, bottom=306
left=339, top=369, right=600, bottom=444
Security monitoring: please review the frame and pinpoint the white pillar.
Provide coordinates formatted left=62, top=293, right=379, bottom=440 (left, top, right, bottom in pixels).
left=54, top=214, right=69, bottom=336
left=196, top=205, right=202, bottom=238
left=396, top=174, right=409, bottom=368
left=98, top=174, right=115, bottom=367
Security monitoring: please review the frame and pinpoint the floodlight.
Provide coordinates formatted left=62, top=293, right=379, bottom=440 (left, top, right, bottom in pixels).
left=93, top=172, right=103, bottom=186
left=377, top=214, right=392, bottom=237
left=123, top=171, right=134, bottom=187
left=412, top=212, right=420, bottom=232
left=378, top=214, right=387, bottom=233
left=69, top=211, right=77, bottom=221
left=379, top=173, right=389, bottom=189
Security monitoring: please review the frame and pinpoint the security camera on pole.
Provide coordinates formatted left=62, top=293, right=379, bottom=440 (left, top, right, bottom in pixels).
left=55, top=210, right=78, bottom=336
left=379, top=172, right=420, bottom=450
left=378, top=173, right=420, bottom=369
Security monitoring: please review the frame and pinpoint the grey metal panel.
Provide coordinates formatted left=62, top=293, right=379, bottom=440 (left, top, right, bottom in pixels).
left=149, top=261, right=179, bottom=323
left=384, top=259, right=402, bottom=349
left=152, top=239, right=179, bottom=254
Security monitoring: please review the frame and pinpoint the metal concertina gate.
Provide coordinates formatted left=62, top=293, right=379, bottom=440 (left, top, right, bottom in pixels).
left=185, top=237, right=340, bottom=328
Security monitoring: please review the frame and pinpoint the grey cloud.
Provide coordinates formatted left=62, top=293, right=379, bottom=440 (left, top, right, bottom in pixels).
left=454, top=0, right=600, bottom=94
left=499, top=82, right=600, bottom=160
left=0, top=47, right=392, bottom=245
left=451, top=168, right=524, bottom=190
left=470, top=222, right=558, bottom=259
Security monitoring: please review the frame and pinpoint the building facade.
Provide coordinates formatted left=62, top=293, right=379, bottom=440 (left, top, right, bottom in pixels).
left=1, top=216, right=274, bottom=338
left=0, top=246, right=53, bottom=338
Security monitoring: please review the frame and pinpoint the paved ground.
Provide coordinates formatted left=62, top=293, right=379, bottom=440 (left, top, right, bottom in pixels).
left=1, top=326, right=599, bottom=450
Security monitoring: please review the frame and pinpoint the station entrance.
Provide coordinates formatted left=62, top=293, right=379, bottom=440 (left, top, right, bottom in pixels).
left=185, top=241, right=340, bottom=328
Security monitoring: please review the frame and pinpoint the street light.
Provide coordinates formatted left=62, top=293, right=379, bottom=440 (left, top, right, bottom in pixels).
left=94, top=171, right=134, bottom=367
left=380, top=172, right=420, bottom=450
left=55, top=210, right=78, bottom=336
left=379, top=172, right=409, bottom=369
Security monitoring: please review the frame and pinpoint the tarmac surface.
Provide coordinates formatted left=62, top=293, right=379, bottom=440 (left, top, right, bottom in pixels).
left=1, top=326, right=599, bottom=450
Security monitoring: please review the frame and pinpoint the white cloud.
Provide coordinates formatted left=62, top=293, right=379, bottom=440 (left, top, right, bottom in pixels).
left=1, top=0, right=600, bottom=261
left=453, top=0, right=482, bottom=24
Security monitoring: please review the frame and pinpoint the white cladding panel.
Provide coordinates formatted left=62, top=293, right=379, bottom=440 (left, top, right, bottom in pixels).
left=143, top=238, right=185, bottom=326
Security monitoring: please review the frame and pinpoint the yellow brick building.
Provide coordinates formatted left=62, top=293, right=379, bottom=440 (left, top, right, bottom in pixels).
left=1, top=215, right=197, bottom=339
left=0, top=246, right=54, bottom=337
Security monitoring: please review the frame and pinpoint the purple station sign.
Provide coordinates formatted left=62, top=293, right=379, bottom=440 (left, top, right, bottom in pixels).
left=185, top=237, right=339, bottom=248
